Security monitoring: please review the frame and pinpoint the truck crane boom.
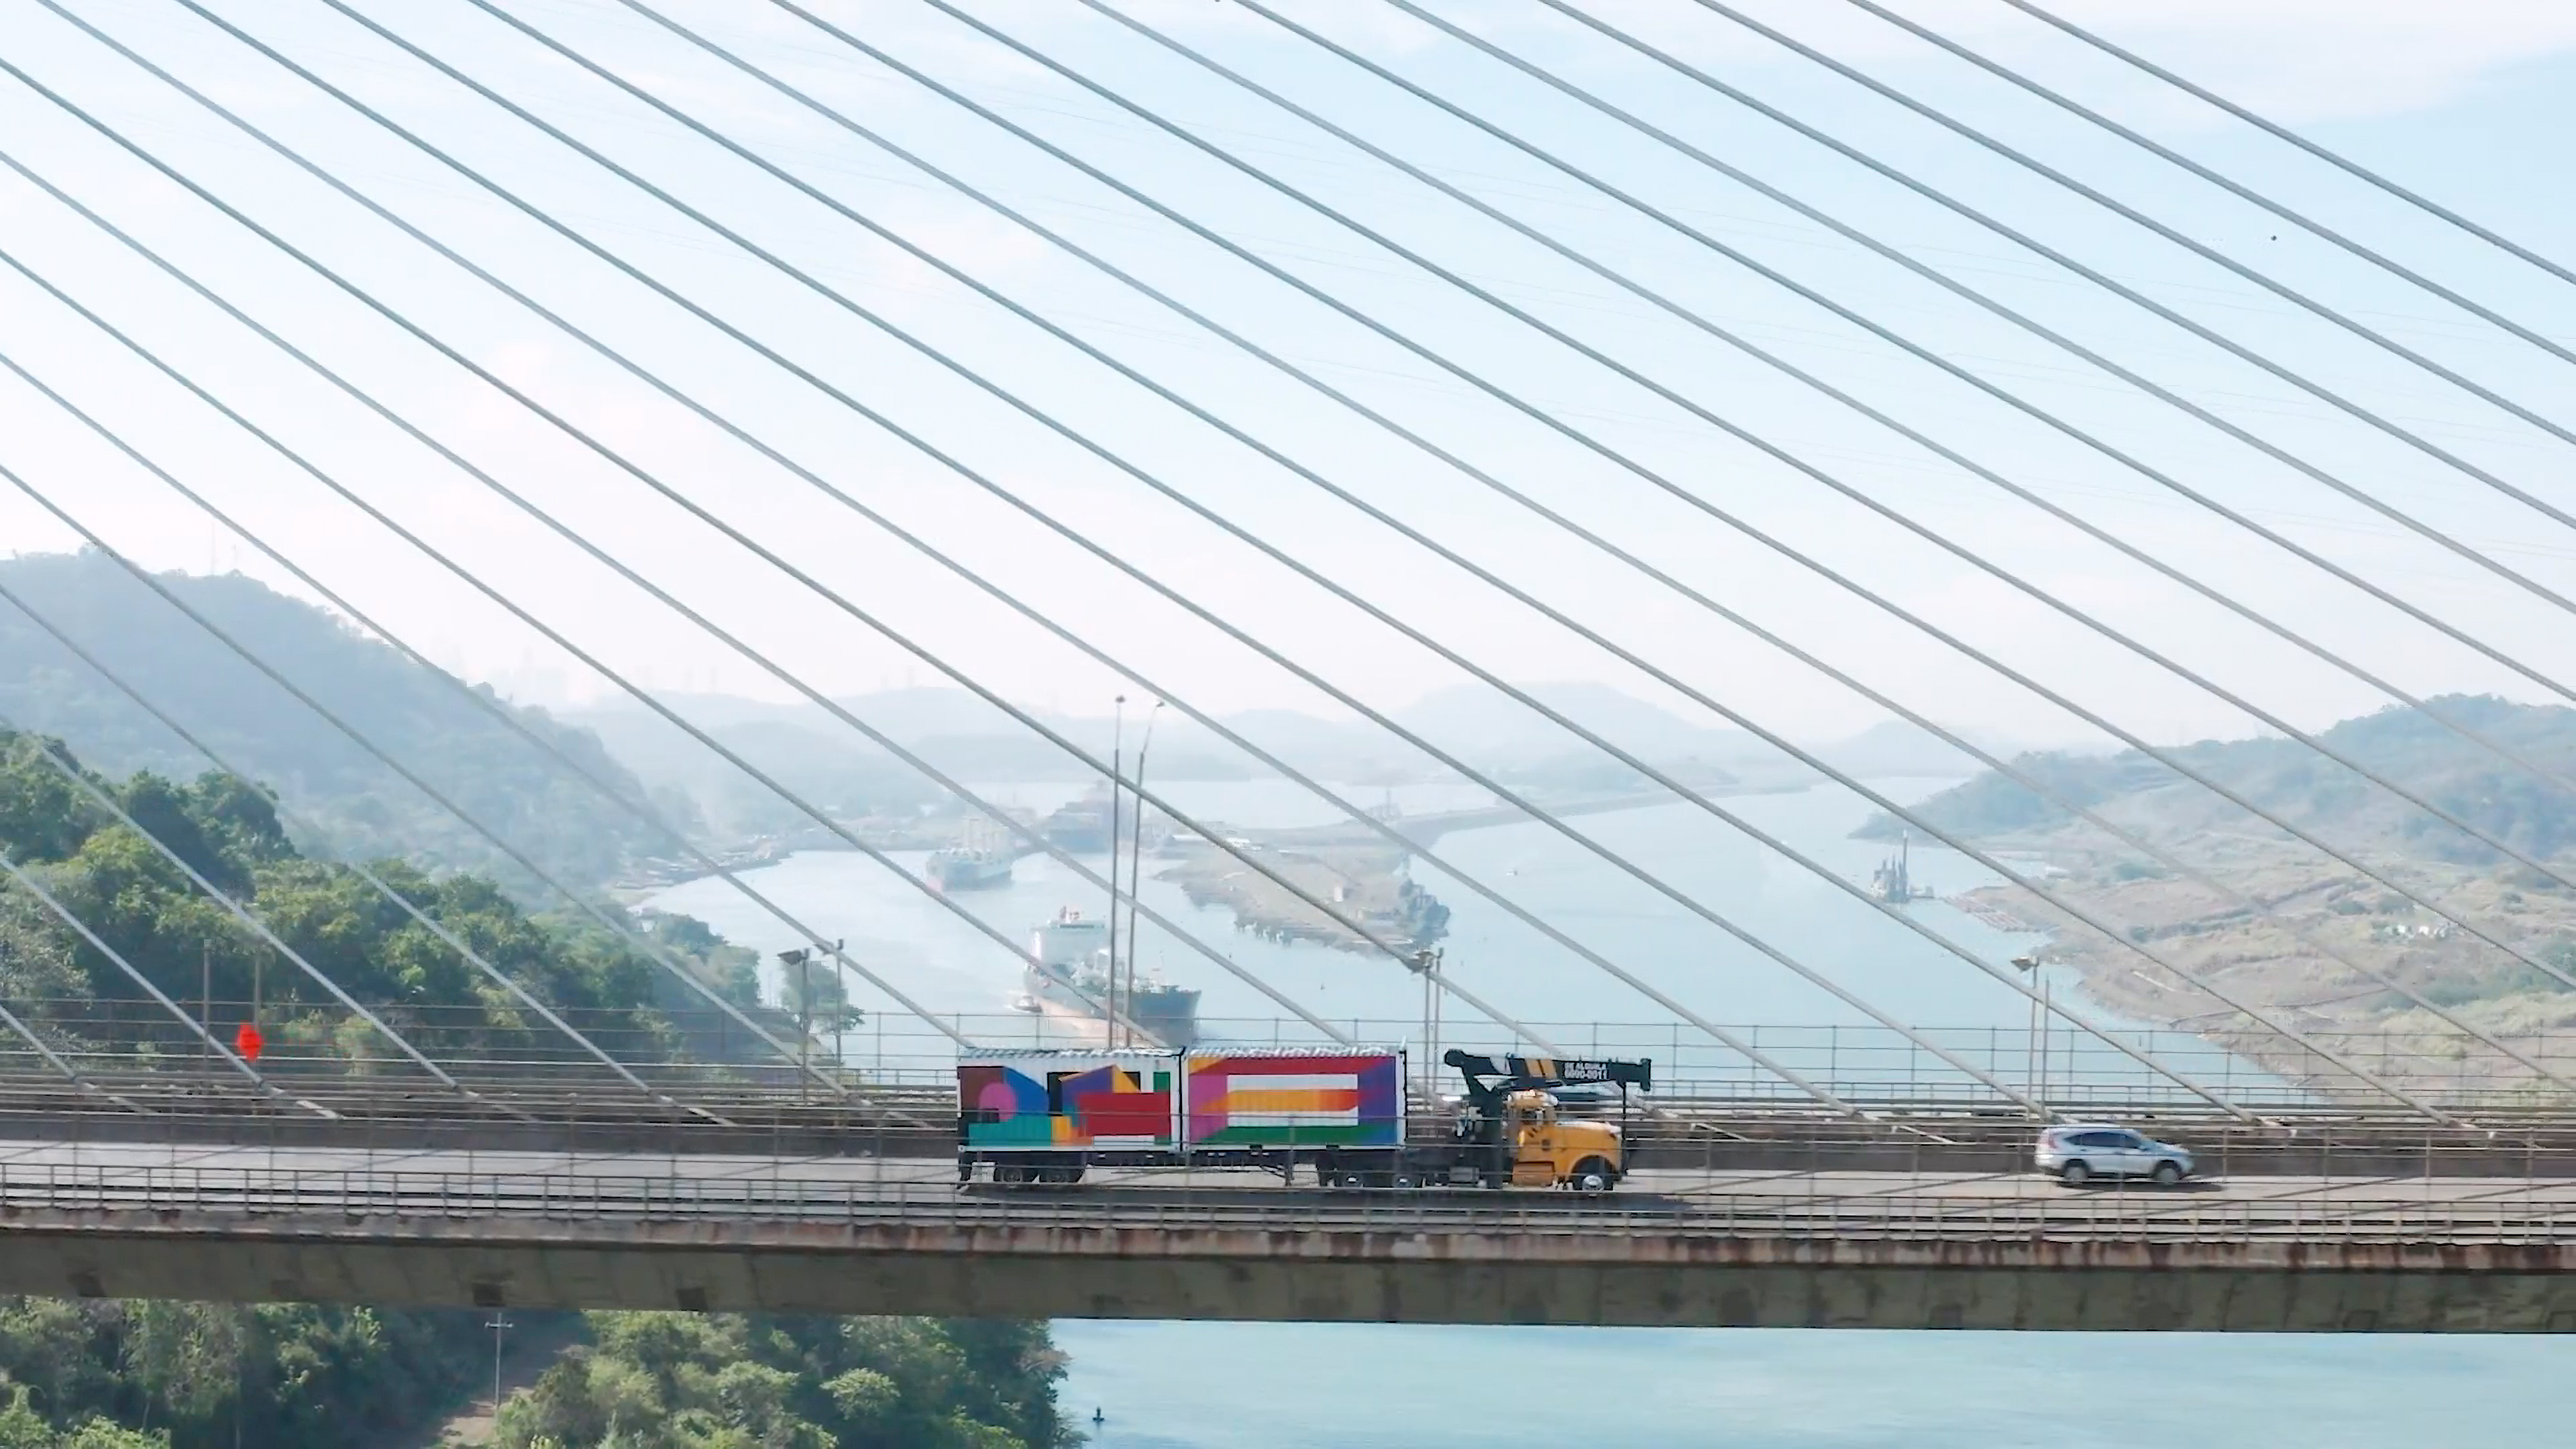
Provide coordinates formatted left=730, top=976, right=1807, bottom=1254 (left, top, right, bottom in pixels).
left=1441, top=1050, right=1653, bottom=1107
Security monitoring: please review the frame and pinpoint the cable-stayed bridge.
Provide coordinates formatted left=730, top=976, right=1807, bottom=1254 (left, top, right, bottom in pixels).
left=0, top=0, right=2572, bottom=1332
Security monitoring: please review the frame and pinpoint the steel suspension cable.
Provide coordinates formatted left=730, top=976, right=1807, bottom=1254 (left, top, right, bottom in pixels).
left=1668, top=0, right=2576, bottom=435
left=92, top=0, right=1896, bottom=1099
left=1419, top=1, right=2576, bottom=631
left=0, top=696, right=469, bottom=1099
left=0, top=844, right=278, bottom=1096
left=0, top=235, right=1072, bottom=1065
left=369, top=0, right=2086, bottom=1112
left=0, top=818, right=142, bottom=1104
left=0, top=106, right=1360, bottom=1055
left=792, top=0, right=2576, bottom=1030
left=479, top=0, right=2329, bottom=1115
left=0, top=570, right=682, bottom=1109
left=0, top=331, right=898, bottom=1097
left=0, top=339, right=951, bottom=1085
left=896, top=0, right=2576, bottom=1102
left=477, top=2, right=2353, bottom=1115
left=70, top=0, right=1772, bottom=1062
left=761, top=0, right=2536, bottom=1108
left=55, top=0, right=2431, bottom=1103
left=332, top=0, right=2092, bottom=1083
left=0, top=991, right=120, bottom=1106
left=1995, top=0, right=2576, bottom=292
left=80, top=0, right=1968, bottom=1093
left=478, top=0, right=2479, bottom=1112
left=633, top=0, right=2564, bottom=1097
left=1833, top=0, right=2576, bottom=372
left=1224, top=0, right=2576, bottom=811
left=1303, top=7, right=2576, bottom=913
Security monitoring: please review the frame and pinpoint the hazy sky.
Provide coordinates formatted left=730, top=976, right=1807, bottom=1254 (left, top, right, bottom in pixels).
left=3, top=0, right=2575, bottom=759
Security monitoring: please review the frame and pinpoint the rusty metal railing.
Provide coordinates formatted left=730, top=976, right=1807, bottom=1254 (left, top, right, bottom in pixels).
left=1, top=1161, right=2568, bottom=1246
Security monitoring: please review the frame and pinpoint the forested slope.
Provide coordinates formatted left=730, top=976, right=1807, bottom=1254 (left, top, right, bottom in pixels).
left=1861, top=696, right=2576, bottom=863
left=0, top=733, right=1074, bottom=1448
left=0, top=553, right=674, bottom=889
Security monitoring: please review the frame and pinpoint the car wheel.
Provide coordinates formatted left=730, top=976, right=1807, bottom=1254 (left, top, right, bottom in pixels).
left=2059, top=1160, right=2091, bottom=1187
left=2151, top=1161, right=2184, bottom=1188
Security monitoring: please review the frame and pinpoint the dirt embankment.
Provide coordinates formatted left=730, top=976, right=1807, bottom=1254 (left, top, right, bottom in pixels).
left=1955, top=825, right=2576, bottom=1100
left=1157, top=841, right=1447, bottom=953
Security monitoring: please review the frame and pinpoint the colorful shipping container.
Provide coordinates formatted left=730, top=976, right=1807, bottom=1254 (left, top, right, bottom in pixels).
left=959, top=1046, right=1405, bottom=1167
left=1183, top=1051, right=1403, bottom=1148
left=956, top=1051, right=1176, bottom=1151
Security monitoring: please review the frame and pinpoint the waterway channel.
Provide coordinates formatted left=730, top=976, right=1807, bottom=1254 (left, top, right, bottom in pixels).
left=645, top=775, right=2545, bottom=1445
left=647, top=775, right=2259, bottom=1100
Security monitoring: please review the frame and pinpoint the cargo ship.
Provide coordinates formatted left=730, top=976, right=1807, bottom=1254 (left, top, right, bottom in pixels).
left=1042, top=790, right=1114, bottom=853
left=926, top=845, right=1013, bottom=892
left=1010, top=906, right=1201, bottom=1046
left=928, top=816, right=1017, bottom=892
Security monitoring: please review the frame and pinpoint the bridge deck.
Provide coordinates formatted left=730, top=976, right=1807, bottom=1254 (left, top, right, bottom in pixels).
left=1, top=1140, right=2573, bottom=1330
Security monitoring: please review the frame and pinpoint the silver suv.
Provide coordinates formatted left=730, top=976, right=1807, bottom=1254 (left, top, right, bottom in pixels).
left=2036, top=1124, right=2194, bottom=1187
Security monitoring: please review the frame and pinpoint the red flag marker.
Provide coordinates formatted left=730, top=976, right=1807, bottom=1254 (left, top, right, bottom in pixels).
left=235, top=1023, right=264, bottom=1063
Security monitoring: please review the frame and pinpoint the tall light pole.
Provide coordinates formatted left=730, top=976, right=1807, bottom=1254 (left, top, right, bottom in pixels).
left=1106, top=694, right=1126, bottom=1046
left=1408, top=948, right=1444, bottom=1103
left=780, top=947, right=813, bottom=1100
left=828, top=938, right=849, bottom=1083
left=1126, top=700, right=1166, bottom=1048
left=2012, top=954, right=2045, bottom=1111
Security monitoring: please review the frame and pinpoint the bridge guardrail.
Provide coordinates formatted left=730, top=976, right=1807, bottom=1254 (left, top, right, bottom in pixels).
left=6, top=1004, right=2575, bottom=1112
left=0, top=1162, right=2569, bottom=1246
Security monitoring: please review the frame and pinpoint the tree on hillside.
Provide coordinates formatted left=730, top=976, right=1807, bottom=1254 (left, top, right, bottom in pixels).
left=0, top=729, right=675, bottom=1069
left=0, top=1299, right=498, bottom=1448
left=494, top=1314, right=1074, bottom=1449
left=0, top=551, right=668, bottom=889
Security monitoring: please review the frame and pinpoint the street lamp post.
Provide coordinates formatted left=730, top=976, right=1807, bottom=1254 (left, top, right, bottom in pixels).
left=1107, top=695, right=1126, bottom=1046
left=1126, top=700, right=1165, bottom=1048
left=828, top=938, right=848, bottom=1084
left=779, top=947, right=813, bottom=1101
left=1407, top=948, right=1444, bottom=1103
left=2012, top=954, right=2047, bottom=1110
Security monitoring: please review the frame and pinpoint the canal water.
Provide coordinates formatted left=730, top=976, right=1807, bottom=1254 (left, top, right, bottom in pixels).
left=648, top=775, right=2253, bottom=1098
left=645, top=777, right=2542, bottom=1443
left=1054, top=1322, right=2568, bottom=1447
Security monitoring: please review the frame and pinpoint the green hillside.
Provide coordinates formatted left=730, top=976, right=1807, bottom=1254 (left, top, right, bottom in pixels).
left=0, top=553, right=672, bottom=890
left=0, top=731, right=1073, bottom=1449
left=1863, top=696, right=2576, bottom=863
left=0, top=725, right=672, bottom=1065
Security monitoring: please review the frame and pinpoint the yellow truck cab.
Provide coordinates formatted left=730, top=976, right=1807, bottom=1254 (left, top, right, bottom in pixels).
left=1503, top=1089, right=1626, bottom=1189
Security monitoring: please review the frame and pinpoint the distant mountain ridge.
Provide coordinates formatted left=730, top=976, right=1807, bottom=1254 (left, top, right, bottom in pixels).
left=1861, top=696, right=2576, bottom=864
left=0, top=552, right=666, bottom=888
left=572, top=680, right=2025, bottom=814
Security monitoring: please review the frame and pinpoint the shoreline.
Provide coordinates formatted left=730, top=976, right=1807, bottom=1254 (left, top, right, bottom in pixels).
left=1946, top=858, right=2576, bottom=1102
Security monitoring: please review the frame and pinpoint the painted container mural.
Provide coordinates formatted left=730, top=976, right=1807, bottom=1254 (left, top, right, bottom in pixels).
left=957, top=1052, right=1175, bottom=1151
left=1182, top=1051, right=1404, bottom=1149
